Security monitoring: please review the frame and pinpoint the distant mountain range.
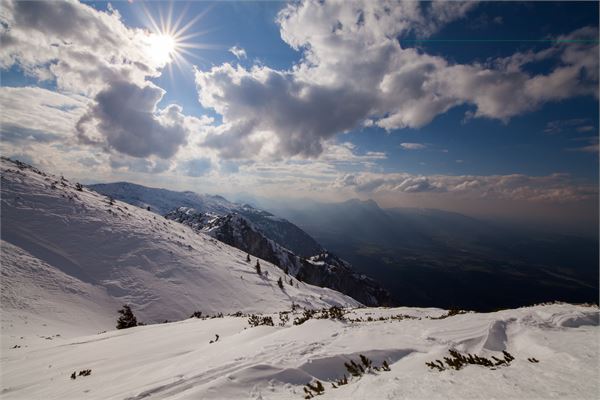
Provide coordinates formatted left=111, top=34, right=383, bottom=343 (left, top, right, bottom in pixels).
left=266, top=198, right=599, bottom=311
left=90, top=182, right=599, bottom=311
left=89, top=182, right=392, bottom=306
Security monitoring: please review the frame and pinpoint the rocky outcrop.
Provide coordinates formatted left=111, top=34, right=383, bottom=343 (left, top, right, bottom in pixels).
left=165, top=207, right=392, bottom=306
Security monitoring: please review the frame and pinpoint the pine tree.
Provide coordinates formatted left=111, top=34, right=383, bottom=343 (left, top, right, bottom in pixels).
left=116, top=305, right=137, bottom=329
left=277, top=277, right=284, bottom=289
left=255, top=259, right=261, bottom=274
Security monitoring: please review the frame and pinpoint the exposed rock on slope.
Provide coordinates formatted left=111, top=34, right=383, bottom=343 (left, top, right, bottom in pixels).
left=165, top=207, right=392, bottom=306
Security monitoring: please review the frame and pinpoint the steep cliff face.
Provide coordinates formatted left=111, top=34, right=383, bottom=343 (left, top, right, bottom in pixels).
left=298, top=253, right=392, bottom=307
left=165, top=207, right=392, bottom=306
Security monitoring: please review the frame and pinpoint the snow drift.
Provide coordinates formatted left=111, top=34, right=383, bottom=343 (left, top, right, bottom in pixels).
left=1, top=304, right=598, bottom=399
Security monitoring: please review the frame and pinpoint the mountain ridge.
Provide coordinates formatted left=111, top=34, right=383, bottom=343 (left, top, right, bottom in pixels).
left=0, top=158, right=359, bottom=337
left=165, top=207, right=392, bottom=306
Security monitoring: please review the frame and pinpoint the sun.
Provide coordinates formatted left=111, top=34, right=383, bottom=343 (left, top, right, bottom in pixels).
left=139, top=2, right=215, bottom=73
left=147, top=33, right=177, bottom=65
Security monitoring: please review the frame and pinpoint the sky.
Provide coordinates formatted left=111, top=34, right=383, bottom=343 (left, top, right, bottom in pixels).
left=0, top=0, right=598, bottom=234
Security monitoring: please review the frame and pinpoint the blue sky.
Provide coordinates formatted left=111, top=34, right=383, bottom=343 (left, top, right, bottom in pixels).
left=0, top=0, right=598, bottom=232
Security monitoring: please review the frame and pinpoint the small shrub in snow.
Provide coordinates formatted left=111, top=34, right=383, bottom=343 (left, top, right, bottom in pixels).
left=359, top=354, right=372, bottom=370
left=426, top=349, right=516, bottom=371
left=344, top=359, right=365, bottom=377
left=381, top=360, right=391, bottom=371
left=246, top=253, right=251, bottom=262
left=255, top=259, right=261, bottom=275
left=528, top=357, right=539, bottom=363
left=277, top=277, right=284, bottom=289
left=343, top=354, right=390, bottom=378
left=209, top=334, right=219, bottom=344
left=75, top=183, right=83, bottom=191
left=293, top=309, right=317, bottom=325
left=278, top=311, right=290, bottom=326
left=70, top=369, right=92, bottom=380
left=432, top=309, right=468, bottom=320
left=332, top=374, right=348, bottom=388
left=324, top=306, right=345, bottom=320
left=190, top=311, right=203, bottom=318
left=116, top=305, right=137, bottom=329
left=303, top=380, right=325, bottom=398
left=248, top=314, right=274, bottom=327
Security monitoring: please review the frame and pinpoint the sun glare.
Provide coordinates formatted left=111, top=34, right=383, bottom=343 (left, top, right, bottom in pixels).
left=140, top=3, right=215, bottom=75
left=148, top=33, right=176, bottom=64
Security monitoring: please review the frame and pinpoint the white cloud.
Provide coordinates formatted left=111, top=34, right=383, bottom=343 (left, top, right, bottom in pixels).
left=194, top=0, right=598, bottom=160
left=0, top=86, right=88, bottom=142
left=566, top=137, right=599, bottom=154
left=0, top=0, right=166, bottom=94
left=178, top=157, right=213, bottom=177
left=333, top=171, right=597, bottom=203
left=229, top=46, right=247, bottom=60
left=544, top=118, right=595, bottom=135
left=400, top=143, right=426, bottom=150
left=1, top=0, right=199, bottom=161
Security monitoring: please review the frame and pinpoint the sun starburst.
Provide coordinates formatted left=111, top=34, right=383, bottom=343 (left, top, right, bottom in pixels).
left=139, top=2, right=217, bottom=77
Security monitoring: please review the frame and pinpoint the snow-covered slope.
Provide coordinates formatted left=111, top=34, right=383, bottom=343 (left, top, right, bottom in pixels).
left=0, top=158, right=359, bottom=338
left=165, top=207, right=392, bottom=306
left=88, top=182, right=240, bottom=216
left=89, top=182, right=324, bottom=257
left=1, top=303, right=598, bottom=399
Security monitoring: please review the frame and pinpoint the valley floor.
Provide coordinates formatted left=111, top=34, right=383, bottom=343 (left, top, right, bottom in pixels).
left=1, top=303, right=598, bottom=399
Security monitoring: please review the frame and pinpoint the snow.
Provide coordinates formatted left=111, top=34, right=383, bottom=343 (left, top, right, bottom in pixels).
left=0, top=158, right=358, bottom=340
left=1, top=304, right=598, bottom=399
left=1, top=158, right=598, bottom=399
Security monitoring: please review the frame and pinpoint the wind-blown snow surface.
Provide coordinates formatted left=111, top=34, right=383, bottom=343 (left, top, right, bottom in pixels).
left=1, top=304, right=598, bottom=399
left=0, top=158, right=358, bottom=339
